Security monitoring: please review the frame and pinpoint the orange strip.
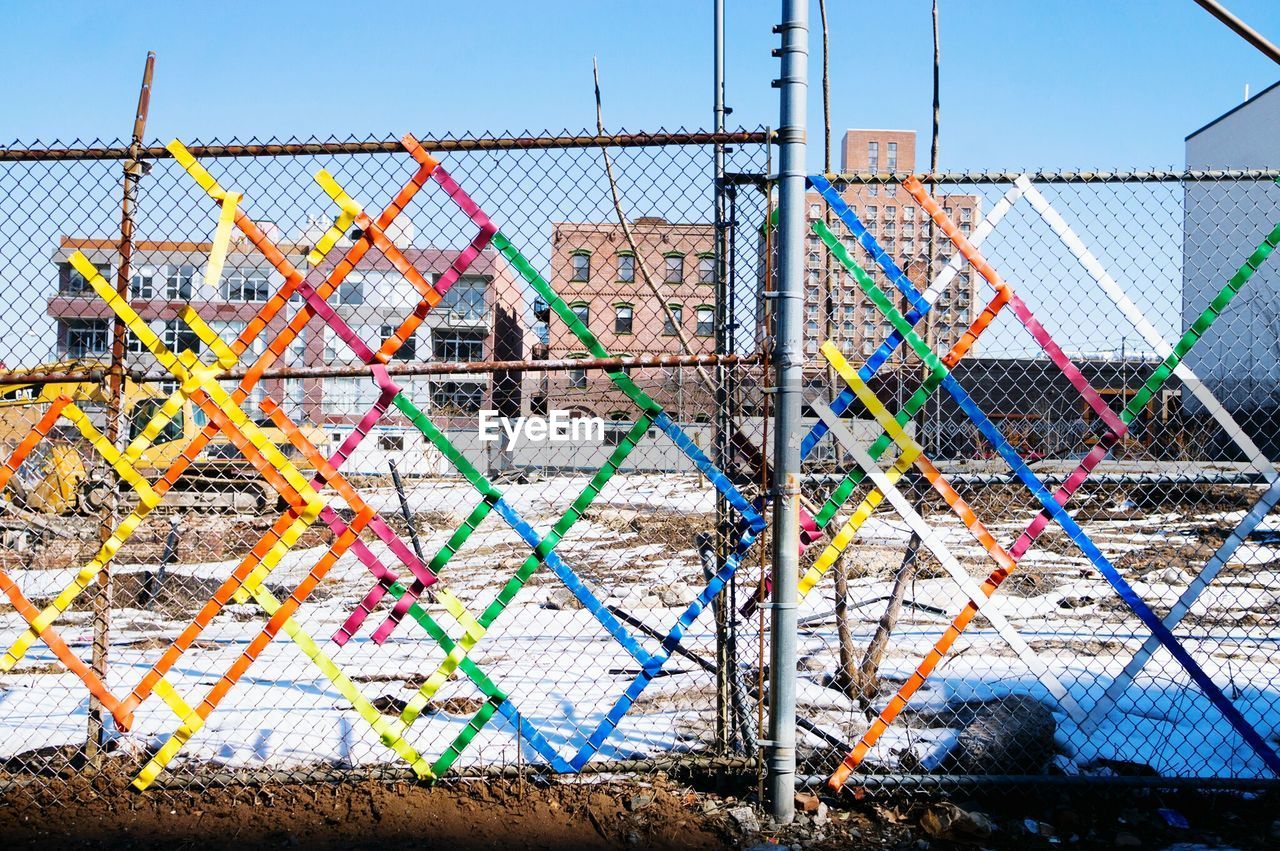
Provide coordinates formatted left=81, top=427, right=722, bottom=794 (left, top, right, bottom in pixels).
left=0, top=398, right=131, bottom=727
left=190, top=504, right=377, bottom=721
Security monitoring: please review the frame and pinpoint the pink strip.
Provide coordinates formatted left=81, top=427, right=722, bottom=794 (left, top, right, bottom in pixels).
left=1006, top=293, right=1126, bottom=439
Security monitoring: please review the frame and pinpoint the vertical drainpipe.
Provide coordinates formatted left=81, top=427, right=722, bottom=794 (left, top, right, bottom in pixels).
left=768, top=0, right=807, bottom=825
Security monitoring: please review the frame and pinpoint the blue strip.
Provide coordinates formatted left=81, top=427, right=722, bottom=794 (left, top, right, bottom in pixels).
left=569, top=526, right=760, bottom=769
left=935, top=370, right=1280, bottom=775
left=653, top=411, right=765, bottom=533
left=492, top=497, right=652, bottom=667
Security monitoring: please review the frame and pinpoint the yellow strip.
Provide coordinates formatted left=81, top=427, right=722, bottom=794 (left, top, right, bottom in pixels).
left=823, top=341, right=923, bottom=454
left=167, top=139, right=226, bottom=199
left=795, top=341, right=922, bottom=599
left=203, top=191, right=242, bottom=290
left=306, top=170, right=363, bottom=267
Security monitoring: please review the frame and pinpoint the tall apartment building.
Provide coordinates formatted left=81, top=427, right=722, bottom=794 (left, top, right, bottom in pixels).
left=46, top=227, right=530, bottom=471
left=536, top=217, right=717, bottom=420
left=792, top=129, right=982, bottom=366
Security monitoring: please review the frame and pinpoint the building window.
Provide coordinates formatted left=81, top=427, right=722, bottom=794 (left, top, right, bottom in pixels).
left=130, top=265, right=156, bottom=300
left=663, top=254, right=684, bottom=283
left=568, top=355, right=588, bottom=389
left=808, top=203, right=820, bottom=218
left=570, top=251, right=591, bottom=282
left=696, top=306, right=714, bottom=337
left=433, top=330, right=485, bottom=362
left=164, top=264, right=195, bottom=301
left=162, top=319, right=201, bottom=356
left=378, top=434, right=405, bottom=451
left=59, top=261, right=110, bottom=296
left=887, top=141, right=898, bottom=171
left=63, top=319, right=109, bottom=358
left=867, top=141, right=879, bottom=172
left=335, top=274, right=364, bottom=305
left=222, top=269, right=270, bottom=302
left=381, top=324, right=417, bottom=361
left=614, top=303, right=633, bottom=334
left=439, top=275, right=486, bottom=320
left=617, top=253, right=635, bottom=283
left=431, top=381, right=484, bottom=413
left=960, top=207, right=972, bottom=223
left=903, top=220, right=915, bottom=236
left=569, top=301, right=590, bottom=329
left=697, top=254, right=715, bottom=284
left=662, top=304, right=683, bottom=335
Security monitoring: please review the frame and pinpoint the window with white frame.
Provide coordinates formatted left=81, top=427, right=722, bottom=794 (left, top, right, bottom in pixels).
left=662, top=304, right=683, bottom=335
left=380, top=323, right=417, bottom=361
left=433, top=330, right=485, bottom=362
left=130, top=265, right=156, bottom=299
left=663, top=254, right=684, bottom=283
left=222, top=268, right=270, bottom=302
left=696, top=306, right=714, bottom=337
left=164, top=264, right=195, bottom=300
left=570, top=251, right=590, bottom=282
left=60, top=261, right=110, bottom=296
left=439, top=275, right=486, bottom=320
left=614, top=303, right=633, bottom=334
left=697, top=254, right=715, bottom=284
left=617, top=252, right=635, bottom=283
left=63, top=319, right=109, bottom=357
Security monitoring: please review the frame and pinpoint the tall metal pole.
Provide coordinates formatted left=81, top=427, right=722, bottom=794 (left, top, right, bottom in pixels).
left=767, top=0, right=807, bottom=824
left=88, top=50, right=155, bottom=761
left=711, top=0, right=733, bottom=755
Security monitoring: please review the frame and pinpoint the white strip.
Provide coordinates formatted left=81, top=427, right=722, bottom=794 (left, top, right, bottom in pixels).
left=1018, top=177, right=1275, bottom=485
left=1083, top=479, right=1280, bottom=730
left=812, top=398, right=1088, bottom=723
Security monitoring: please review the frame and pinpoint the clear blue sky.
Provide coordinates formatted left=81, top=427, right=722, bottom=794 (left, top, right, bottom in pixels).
left=2, top=0, right=1277, bottom=169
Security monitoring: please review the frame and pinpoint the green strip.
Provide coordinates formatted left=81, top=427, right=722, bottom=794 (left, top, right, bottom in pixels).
left=432, top=697, right=501, bottom=776
left=492, top=231, right=662, bottom=415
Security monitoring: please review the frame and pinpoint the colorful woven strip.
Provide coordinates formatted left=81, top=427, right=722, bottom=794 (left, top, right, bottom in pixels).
left=826, top=196, right=1280, bottom=786
left=740, top=176, right=1026, bottom=611
left=818, top=343, right=1084, bottom=718
left=796, top=217, right=1010, bottom=598
left=116, top=136, right=453, bottom=706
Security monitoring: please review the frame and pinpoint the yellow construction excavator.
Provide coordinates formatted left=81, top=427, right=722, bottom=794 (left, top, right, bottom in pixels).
left=0, top=360, right=327, bottom=514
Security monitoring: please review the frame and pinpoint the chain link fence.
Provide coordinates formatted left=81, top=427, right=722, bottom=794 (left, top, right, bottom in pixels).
left=0, top=129, right=775, bottom=798
left=787, top=169, right=1280, bottom=790
left=0, top=127, right=1278, bottom=804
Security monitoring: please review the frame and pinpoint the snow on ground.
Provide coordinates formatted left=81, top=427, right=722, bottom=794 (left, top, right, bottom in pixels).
left=1, top=472, right=1278, bottom=782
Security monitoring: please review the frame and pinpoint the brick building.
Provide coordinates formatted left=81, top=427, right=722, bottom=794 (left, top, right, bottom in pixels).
left=535, top=217, right=718, bottom=421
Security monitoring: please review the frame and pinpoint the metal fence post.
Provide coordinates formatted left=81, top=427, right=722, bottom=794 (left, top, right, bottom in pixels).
left=767, top=0, right=807, bottom=825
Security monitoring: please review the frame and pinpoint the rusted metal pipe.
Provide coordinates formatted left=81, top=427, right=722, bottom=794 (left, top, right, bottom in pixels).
left=0, top=353, right=761, bottom=386
left=0, top=130, right=772, bottom=162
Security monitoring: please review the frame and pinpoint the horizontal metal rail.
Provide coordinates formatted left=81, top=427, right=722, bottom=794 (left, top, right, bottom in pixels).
left=0, top=353, right=762, bottom=386
left=0, top=130, right=773, bottom=162
left=818, top=169, right=1280, bottom=184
